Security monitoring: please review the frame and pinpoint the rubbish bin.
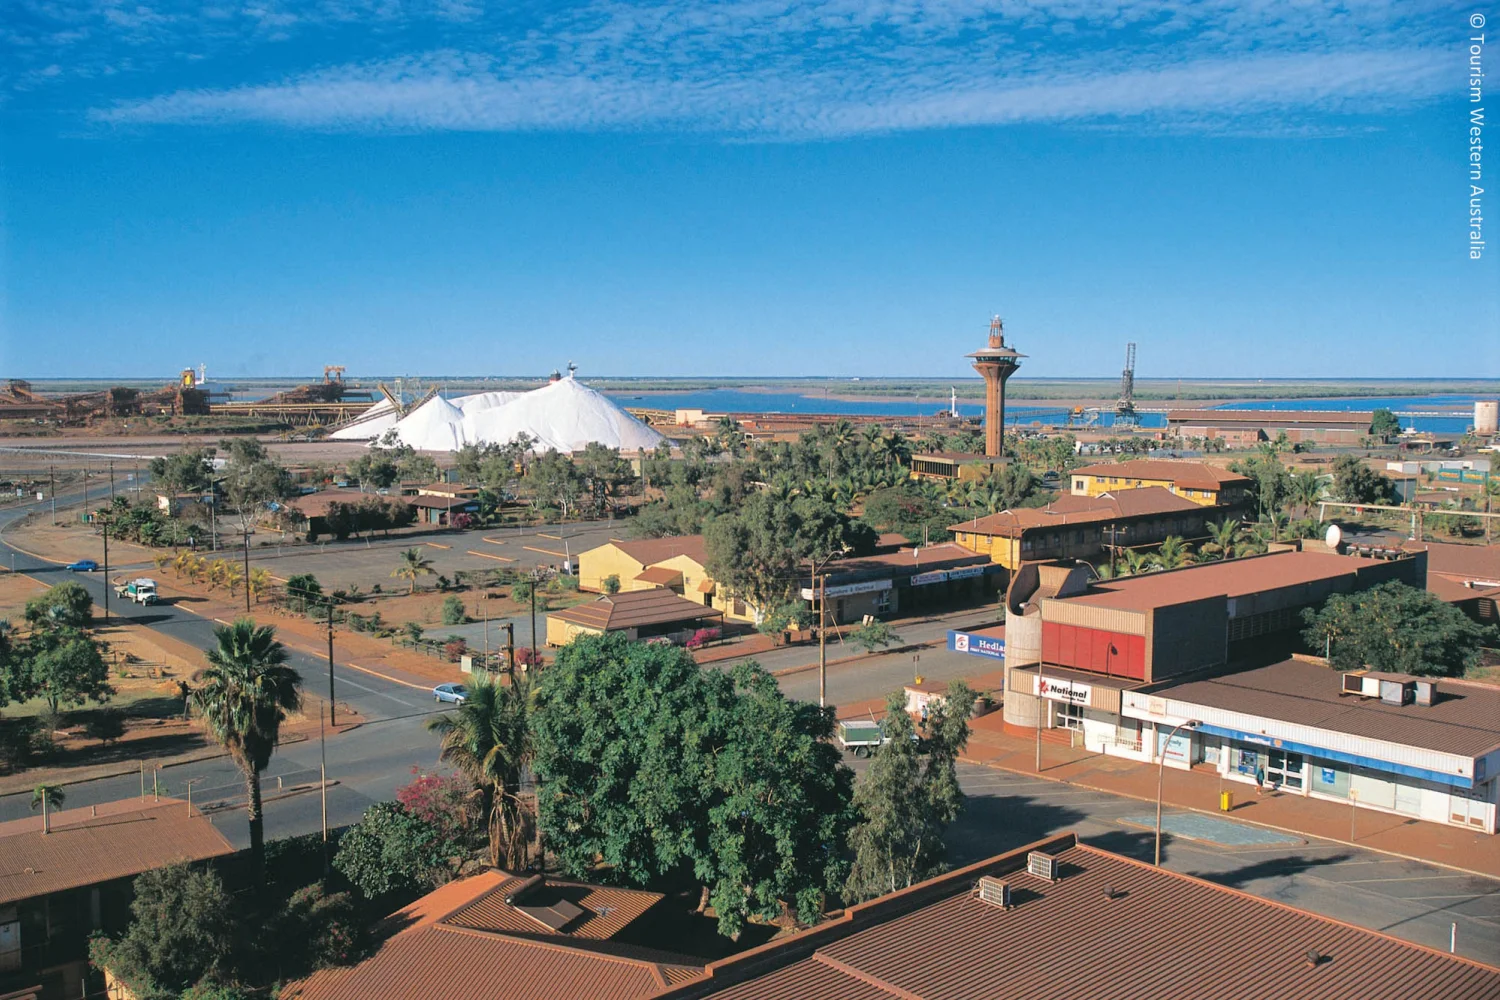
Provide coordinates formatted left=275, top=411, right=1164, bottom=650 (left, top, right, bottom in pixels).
left=1220, top=790, right=1233, bottom=812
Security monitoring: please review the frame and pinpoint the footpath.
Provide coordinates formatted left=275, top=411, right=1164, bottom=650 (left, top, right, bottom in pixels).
left=961, top=711, right=1500, bottom=880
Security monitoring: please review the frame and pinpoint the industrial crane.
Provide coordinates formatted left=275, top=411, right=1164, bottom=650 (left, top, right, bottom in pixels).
left=1115, top=342, right=1138, bottom=428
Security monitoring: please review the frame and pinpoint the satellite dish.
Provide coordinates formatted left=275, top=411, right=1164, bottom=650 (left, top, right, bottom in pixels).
left=1324, top=524, right=1343, bottom=550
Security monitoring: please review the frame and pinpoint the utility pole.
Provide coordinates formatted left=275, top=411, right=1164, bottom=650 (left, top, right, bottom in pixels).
left=529, top=571, right=539, bottom=670
left=503, top=622, right=515, bottom=683
left=818, top=573, right=827, bottom=709
left=49, top=466, right=55, bottom=522
left=319, top=695, right=329, bottom=876
left=327, top=598, right=337, bottom=727
left=1035, top=664, right=1046, bottom=773
left=109, top=461, right=115, bottom=501
left=243, top=520, right=252, bottom=614
left=82, top=467, right=88, bottom=515
left=101, top=517, right=110, bottom=624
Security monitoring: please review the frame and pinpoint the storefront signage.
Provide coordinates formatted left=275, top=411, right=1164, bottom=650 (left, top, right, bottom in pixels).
left=948, top=565, right=986, bottom=580
left=1036, top=675, right=1092, bottom=705
left=1320, top=767, right=1337, bottom=784
left=1157, top=729, right=1192, bottom=763
left=799, top=578, right=893, bottom=600
left=911, top=570, right=949, bottom=587
left=950, top=631, right=1005, bottom=660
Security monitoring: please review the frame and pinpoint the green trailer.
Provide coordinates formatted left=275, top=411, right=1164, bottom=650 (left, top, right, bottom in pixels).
left=838, top=719, right=888, bottom=758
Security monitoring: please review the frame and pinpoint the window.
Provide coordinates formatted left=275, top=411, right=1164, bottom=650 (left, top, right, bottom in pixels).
left=874, top=590, right=892, bottom=614
left=1057, top=702, right=1084, bottom=731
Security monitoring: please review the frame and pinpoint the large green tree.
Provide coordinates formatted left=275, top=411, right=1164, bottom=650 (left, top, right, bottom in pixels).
left=845, top=681, right=974, bottom=903
left=1329, top=454, right=1394, bottom=505
left=1370, top=408, right=1401, bottom=442
left=191, top=620, right=302, bottom=882
left=333, top=800, right=461, bottom=901
left=24, top=628, right=112, bottom=713
left=149, top=449, right=215, bottom=496
left=1301, top=581, right=1492, bottom=677
left=24, top=581, right=93, bottom=630
left=88, top=863, right=238, bottom=997
left=533, top=634, right=854, bottom=938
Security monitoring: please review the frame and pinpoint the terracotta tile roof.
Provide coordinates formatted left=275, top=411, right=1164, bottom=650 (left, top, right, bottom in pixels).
left=1061, top=550, right=1375, bottom=612
left=608, top=536, right=709, bottom=568
left=0, top=798, right=234, bottom=906
left=664, top=834, right=1500, bottom=1000
left=444, top=873, right=664, bottom=941
left=1070, top=459, right=1252, bottom=491
left=550, top=590, right=723, bottom=632
left=949, top=487, right=1207, bottom=537
left=635, top=566, right=685, bottom=586
left=1144, top=659, right=1500, bottom=759
left=285, top=870, right=702, bottom=1000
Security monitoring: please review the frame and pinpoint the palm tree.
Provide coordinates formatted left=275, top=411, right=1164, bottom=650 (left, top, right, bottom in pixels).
left=1287, top=470, right=1325, bottom=514
left=1121, top=549, right=1153, bottom=576
left=391, top=547, right=435, bottom=594
left=31, top=784, right=64, bottom=833
left=1155, top=535, right=1192, bottom=570
left=1201, top=518, right=1241, bottom=561
left=192, top=619, right=302, bottom=883
left=427, top=676, right=534, bottom=870
left=248, top=567, right=272, bottom=603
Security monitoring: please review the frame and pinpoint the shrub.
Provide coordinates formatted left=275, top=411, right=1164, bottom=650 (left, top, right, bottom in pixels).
left=333, top=801, right=461, bottom=902
left=441, top=595, right=467, bottom=625
left=86, top=709, right=126, bottom=746
left=514, top=646, right=541, bottom=669
left=602, top=574, right=621, bottom=595
left=403, top=622, right=424, bottom=644
left=88, top=863, right=236, bottom=996
left=272, top=883, right=366, bottom=976
left=444, top=638, right=468, bottom=662
left=685, top=627, right=721, bottom=650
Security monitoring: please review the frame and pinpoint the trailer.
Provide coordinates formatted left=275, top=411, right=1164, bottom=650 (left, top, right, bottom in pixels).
left=838, top=720, right=888, bottom=758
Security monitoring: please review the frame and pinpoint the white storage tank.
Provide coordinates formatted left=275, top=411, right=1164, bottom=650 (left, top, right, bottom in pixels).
left=1477, top=400, right=1499, bottom=436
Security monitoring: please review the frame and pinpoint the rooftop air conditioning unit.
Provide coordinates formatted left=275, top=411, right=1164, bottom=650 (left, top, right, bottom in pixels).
left=1340, top=672, right=1368, bottom=697
left=1379, top=678, right=1415, bottom=706
left=976, top=876, right=1012, bottom=910
left=1026, top=851, right=1059, bottom=882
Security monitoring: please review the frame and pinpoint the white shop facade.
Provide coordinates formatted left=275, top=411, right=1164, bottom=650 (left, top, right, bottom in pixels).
left=1120, top=673, right=1499, bottom=835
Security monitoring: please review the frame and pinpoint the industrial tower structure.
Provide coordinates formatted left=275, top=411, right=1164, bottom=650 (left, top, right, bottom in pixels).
left=1115, top=342, right=1138, bottom=428
left=967, top=316, right=1025, bottom=459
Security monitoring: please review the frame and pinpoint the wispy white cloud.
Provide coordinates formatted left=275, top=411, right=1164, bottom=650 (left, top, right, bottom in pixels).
left=6, top=0, right=1466, bottom=136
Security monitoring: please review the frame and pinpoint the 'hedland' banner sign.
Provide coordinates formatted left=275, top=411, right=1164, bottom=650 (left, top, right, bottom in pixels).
left=950, top=629, right=1005, bottom=660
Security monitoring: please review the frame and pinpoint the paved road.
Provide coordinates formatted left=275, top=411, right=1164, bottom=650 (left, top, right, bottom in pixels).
left=3, top=491, right=1496, bottom=964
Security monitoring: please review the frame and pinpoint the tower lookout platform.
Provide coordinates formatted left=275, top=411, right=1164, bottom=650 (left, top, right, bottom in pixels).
left=966, top=315, right=1025, bottom=459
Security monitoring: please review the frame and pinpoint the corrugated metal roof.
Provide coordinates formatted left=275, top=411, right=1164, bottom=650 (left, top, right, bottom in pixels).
left=635, top=567, right=685, bottom=586
left=549, top=590, right=723, bottom=632
left=665, top=835, right=1500, bottom=1000
left=1070, top=460, right=1252, bottom=490
left=1061, top=550, right=1367, bottom=612
left=1145, top=659, right=1500, bottom=758
left=608, top=536, right=710, bottom=568
left=0, top=798, right=234, bottom=906
left=950, top=487, right=1206, bottom=538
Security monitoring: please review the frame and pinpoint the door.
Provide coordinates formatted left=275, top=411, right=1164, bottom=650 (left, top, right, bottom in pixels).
left=1394, top=781, right=1422, bottom=816
left=1450, top=783, right=1491, bottom=830
left=1266, top=749, right=1305, bottom=791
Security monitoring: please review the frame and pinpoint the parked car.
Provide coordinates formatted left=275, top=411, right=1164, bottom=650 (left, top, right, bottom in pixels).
left=433, top=683, right=468, bottom=704
left=65, top=559, right=99, bottom=572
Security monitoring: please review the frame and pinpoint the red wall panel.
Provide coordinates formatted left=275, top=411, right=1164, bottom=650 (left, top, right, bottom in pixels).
left=1041, top=623, right=1145, bottom=680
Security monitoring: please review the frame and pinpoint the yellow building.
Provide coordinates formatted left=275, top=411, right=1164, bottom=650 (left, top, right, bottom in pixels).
left=1068, top=460, right=1251, bottom=507
left=576, top=536, right=758, bottom=622
left=908, top=453, right=1003, bottom=484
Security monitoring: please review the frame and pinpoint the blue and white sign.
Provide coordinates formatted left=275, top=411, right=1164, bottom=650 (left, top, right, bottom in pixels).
left=911, top=570, right=949, bottom=587
left=949, top=629, right=1005, bottom=660
left=948, top=565, right=986, bottom=580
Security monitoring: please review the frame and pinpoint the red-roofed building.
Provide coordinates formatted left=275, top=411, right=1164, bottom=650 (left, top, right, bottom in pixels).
left=950, top=486, right=1228, bottom=570
left=283, top=870, right=702, bottom=1000
left=0, top=798, right=235, bottom=1000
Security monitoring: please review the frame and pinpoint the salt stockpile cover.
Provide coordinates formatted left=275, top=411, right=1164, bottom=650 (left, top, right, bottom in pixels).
left=387, top=394, right=469, bottom=451
left=455, top=390, right=524, bottom=416
left=461, top=376, right=666, bottom=453
left=329, top=397, right=398, bottom=440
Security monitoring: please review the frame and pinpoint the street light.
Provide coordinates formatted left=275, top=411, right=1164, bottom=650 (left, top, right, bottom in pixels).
left=1154, top=718, right=1201, bottom=867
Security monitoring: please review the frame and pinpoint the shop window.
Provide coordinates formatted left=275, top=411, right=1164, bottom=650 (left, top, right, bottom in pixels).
left=1057, top=702, right=1083, bottom=731
left=874, top=590, right=892, bottom=614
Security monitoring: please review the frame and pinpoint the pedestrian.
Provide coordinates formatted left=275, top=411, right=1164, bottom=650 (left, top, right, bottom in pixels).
left=1254, top=764, right=1266, bottom=795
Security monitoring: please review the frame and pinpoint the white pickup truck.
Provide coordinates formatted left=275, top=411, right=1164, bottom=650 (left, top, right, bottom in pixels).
left=114, top=578, right=159, bottom=605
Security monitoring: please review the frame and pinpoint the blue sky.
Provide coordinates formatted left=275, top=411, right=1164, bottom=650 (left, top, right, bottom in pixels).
left=2, top=1, right=1495, bottom=380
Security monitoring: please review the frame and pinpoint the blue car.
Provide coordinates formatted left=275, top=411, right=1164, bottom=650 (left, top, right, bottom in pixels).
left=433, top=683, right=468, bottom=704
left=66, top=559, right=99, bottom=572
